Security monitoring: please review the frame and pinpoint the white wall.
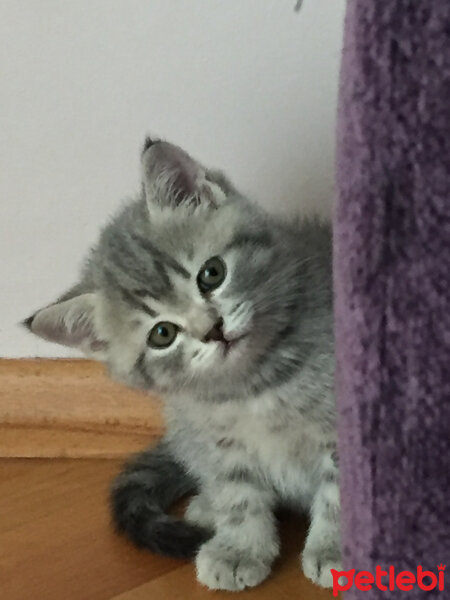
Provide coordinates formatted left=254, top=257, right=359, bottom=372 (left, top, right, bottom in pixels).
left=0, top=0, right=346, bottom=358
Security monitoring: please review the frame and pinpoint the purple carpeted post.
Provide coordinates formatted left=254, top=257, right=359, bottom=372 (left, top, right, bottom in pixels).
left=334, top=1, right=450, bottom=597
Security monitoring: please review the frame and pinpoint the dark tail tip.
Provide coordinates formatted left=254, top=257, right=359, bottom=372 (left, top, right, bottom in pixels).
left=134, top=517, right=212, bottom=559
left=111, top=498, right=212, bottom=559
left=110, top=477, right=212, bottom=559
left=110, top=441, right=210, bottom=559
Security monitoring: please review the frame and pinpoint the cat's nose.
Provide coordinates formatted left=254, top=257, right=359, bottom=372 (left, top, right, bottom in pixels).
left=203, top=318, right=225, bottom=343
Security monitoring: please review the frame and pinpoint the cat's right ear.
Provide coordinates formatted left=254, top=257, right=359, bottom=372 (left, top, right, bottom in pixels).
left=141, top=138, right=233, bottom=213
left=23, top=292, right=108, bottom=359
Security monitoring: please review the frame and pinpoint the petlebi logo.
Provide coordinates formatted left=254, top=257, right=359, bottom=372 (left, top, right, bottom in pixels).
left=331, top=564, right=446, bottom=596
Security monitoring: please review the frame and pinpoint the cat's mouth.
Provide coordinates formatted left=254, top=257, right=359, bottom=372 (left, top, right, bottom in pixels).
left=207, top=333, right=247, bottom=357
left=204, top=319, right=249, bottom=357
left=221, top=333, right=248, bottom=356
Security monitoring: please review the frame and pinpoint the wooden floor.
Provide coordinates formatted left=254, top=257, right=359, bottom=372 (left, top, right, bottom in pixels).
left=0, top=458, right=337, bottom=600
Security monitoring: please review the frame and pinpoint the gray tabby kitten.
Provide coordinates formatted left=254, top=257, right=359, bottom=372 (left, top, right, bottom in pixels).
left=25, top=139, right=341, bottom=591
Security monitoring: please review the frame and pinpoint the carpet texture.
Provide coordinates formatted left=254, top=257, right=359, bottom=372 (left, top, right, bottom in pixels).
left=334, top=1, right=450, bottom=597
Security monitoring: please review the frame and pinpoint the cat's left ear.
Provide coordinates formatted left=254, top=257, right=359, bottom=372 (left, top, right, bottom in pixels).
left=141, top=138, right=234, bottom=213
left=23, top=292, right=108, bottom=359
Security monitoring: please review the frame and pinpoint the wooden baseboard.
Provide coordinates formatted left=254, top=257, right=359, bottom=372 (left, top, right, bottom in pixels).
left=0, top=359, right=164, bottom=458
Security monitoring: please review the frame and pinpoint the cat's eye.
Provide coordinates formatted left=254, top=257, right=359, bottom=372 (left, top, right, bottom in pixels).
left=197, top=256, right=226, bottom=293
left=147, top=322, right=179, bottom=348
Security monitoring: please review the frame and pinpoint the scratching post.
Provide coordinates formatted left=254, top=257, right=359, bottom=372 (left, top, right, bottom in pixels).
left=334, top=0, right=450, bottom=596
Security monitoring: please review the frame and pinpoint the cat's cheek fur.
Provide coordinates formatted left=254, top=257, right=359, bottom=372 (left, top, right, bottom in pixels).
left=216, top=297, right=254, bottom=342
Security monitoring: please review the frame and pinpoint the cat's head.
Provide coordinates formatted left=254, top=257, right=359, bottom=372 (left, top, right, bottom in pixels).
left=25, top=140, right=298, bottom=398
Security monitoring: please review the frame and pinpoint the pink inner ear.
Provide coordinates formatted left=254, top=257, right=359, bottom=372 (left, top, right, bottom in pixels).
left=142, top=141, right=203, bottom=202
left=30, top=308, right=92, bottom=347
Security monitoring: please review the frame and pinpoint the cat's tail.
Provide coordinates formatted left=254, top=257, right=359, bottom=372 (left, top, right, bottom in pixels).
left=110, top=440, right=211, bottom=559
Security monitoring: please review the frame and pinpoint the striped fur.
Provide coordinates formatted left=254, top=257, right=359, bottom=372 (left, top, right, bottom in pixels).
left=25, top=140, right=340, bottom=591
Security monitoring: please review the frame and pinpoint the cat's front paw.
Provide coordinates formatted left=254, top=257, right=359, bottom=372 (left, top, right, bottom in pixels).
left=301, top=548, right=342, bottom=588
left=196, top=540, right=271, bottom=591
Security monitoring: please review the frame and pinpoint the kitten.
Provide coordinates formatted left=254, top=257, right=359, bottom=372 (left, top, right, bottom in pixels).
left=25, top=139, right=340, bottom=591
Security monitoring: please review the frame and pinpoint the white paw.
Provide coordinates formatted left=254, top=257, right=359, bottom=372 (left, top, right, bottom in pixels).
left=196, top=540, right=271, bottom=591
left=302, top=549, right=342, bottom=588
